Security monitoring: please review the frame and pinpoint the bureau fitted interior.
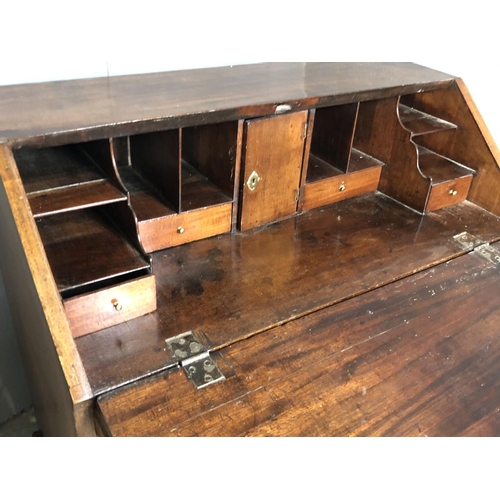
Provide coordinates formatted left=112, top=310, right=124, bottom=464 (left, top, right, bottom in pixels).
left=4, top=62, right=500, bottom=436
left=11, top=87, right=495, bottom=395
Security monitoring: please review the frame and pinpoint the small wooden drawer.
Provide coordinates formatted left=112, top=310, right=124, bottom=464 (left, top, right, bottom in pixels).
left=138, top=203, right=232, bottom=252
left=425, top=176, right=473, bottom=212
left=300, top=166, right=382, bottom=212
left=63, top=274, right=156, bottom=338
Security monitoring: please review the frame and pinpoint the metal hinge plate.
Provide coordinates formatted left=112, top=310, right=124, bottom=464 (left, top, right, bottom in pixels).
left=474, top=243, right=500, bottom=266
left=452, top=232, right=485, bottom=251
left=166, top=331, right=225, bottom=389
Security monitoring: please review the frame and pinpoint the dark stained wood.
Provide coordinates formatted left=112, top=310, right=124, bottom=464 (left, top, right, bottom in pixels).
left=0, top=63, right=455, bottom=148
left=426, top=176, right=473, bottom=212
left=355, top=97, right=431, bottom=212
left=398, top=104, right=457, bottom=136
left=80, top=139, right=128, bottom=193
left=231, top=120, right=244, bottom=232
left=300, top=163, right=381, bottom=211
left=181, top=161, right=232, bottom=211
left=305, top=149, right=384, bottom=183
left=64, top=274, right=156, bottom=338
left=118, top=164, right=176, bottom=221
left=77, top=194, right=500, bottom=395
left=97, top=242, right=500, bottom=436
left=28, top=180, right=126, bottom=217
left=306, top=153, right=342, bottom=183
left=418, top=147, right=475, bottom=182
left=310, top=103, right=358, bottom=173
left=110, top=137, right=131, bottom=169
left=130, top=129, right=181, bottom=212
left=348, top=148, right=385, bottom=172
left=239, top=111, right=307, bottom=231
left=182, top=121, right=238, bottom=198
left=2, top=63, right=500, bottom=438
left=402, top=81, right=500, bottom=216
left=299, top=110, right=315, bottom=190
left=116, top=161, right=232, bottom=252
left=36, top=207, right=150, bottom=295
left=138, top=203, right=232, bottom=253
left=13, top=145, right=105, bottom=193
left=0, top=144, right=93, bottom=436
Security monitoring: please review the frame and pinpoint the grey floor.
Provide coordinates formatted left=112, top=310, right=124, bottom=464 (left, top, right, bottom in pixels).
left=0, top=408, right=39, bottom=437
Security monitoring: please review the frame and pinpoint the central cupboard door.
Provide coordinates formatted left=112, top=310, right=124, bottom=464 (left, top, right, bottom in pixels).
left=239, top=111, right=308, bottom=231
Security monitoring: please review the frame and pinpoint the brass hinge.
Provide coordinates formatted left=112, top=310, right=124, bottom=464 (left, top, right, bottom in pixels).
left=166, top=331, right=225, bottom=389
left=302, top=122, right=308, bottom=141
left=474, top=243, right=500, bottom=266
left=452, top=232, right=500, bottom=266
left=452, top=232, right=485, bottom=251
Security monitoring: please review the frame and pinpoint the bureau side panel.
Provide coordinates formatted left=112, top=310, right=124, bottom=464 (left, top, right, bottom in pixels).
left=0, top=144, right=93, bottom=436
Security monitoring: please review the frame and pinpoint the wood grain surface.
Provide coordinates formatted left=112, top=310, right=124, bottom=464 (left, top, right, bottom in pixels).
left=403, top=81, right=500, bottom=216
left=36, top=207, right=150, bottom=294
left=28, top=180, right=126, bottom=217
left=0, top=63, right=454, bottom=148
left=77, top=194, right=500, bottom=395
left=239, top=111, right=307, bottom=230
left=97, top=242, right=500, bottom=436
left=0, top=144, right=92, bottom=435
left=64, top=274, right=156, bottom=338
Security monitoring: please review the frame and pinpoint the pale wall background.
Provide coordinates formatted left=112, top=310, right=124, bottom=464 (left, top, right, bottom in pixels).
left=0, top=1, right=498, bottom=424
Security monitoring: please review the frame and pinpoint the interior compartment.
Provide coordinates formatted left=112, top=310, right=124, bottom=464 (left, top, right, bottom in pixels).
left=36, top=207, right=151, bottom=298
left=300, top=104, right=384, bottom=211
left=116, top=121, right=238, bottom=251
left=13, top=144, right=127, bottom=217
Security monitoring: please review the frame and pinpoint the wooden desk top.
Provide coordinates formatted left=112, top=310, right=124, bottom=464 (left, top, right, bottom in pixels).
left=0, top=63, right=454, bottom=148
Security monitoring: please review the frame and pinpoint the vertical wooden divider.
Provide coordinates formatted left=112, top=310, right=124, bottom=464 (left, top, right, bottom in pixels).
left=354, top=97, right=430, bottom=212
left=130, top=129, right=182, bottom=213
left=298, top=110, right=315, bottom=203
left=232, top=120, right=244, bottom=231
left=82, top=138, right=151, bottom=260
left=310, top=103, right=359, bottom=173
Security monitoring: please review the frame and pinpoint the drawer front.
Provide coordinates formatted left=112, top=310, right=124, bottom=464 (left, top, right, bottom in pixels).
left=138, top=202, right=232, bottom=253
left=64, top=274, right=156, bottom=338
left=300, top=166, right=382, bottom=212
left=425, top=176, right=473, bottom=212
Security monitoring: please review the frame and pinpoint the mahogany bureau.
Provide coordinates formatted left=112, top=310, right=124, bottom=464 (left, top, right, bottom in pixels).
left=1, top=63, right=500, bottom=436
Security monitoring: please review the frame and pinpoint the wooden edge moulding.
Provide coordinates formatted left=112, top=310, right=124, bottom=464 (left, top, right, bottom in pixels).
left=0, top=63, right=499, bottom=436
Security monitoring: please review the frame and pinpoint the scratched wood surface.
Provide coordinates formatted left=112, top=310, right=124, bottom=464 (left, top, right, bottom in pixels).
left=0, top=63, right=454, bottom=148
left=97, top=242, right=500, bottom=436
left=77, top=194, right=500, bottom=395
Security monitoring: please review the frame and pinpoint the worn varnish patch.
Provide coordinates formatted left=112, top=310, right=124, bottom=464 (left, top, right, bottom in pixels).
left=97, top=242, right=500, bottom=436
left=78, top=194, right=500, bottom=395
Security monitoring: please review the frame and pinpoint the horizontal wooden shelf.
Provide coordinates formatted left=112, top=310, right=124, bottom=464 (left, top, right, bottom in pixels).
left=181, top=161, right=231, bottom=212
left=28, top=180, right=126, bottom=217
left=399, top=104, right=457, bottom=137
left=14, top=145, right=106, bottom=194
left=119, top=165, right=176, bottom=222
left=307, top=154, right=343, bottom=183
left=418, top=147, right=475, bottom=184
left=307, top=149, right=383, bottom=184
left=36, top=208, right=150, bottom=295
left=121, top=161, right=232, bottom=224
left=348, top=148, right=385, bottom=173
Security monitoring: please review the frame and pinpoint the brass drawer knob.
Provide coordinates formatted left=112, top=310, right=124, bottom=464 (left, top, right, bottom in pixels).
left=339, top=183, right=346, bottom=192
left=449, top=189, right=458, bottom=196
left=111, top=299, right=122, bottom=311
left=177, top=227, right=185, bottom=234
